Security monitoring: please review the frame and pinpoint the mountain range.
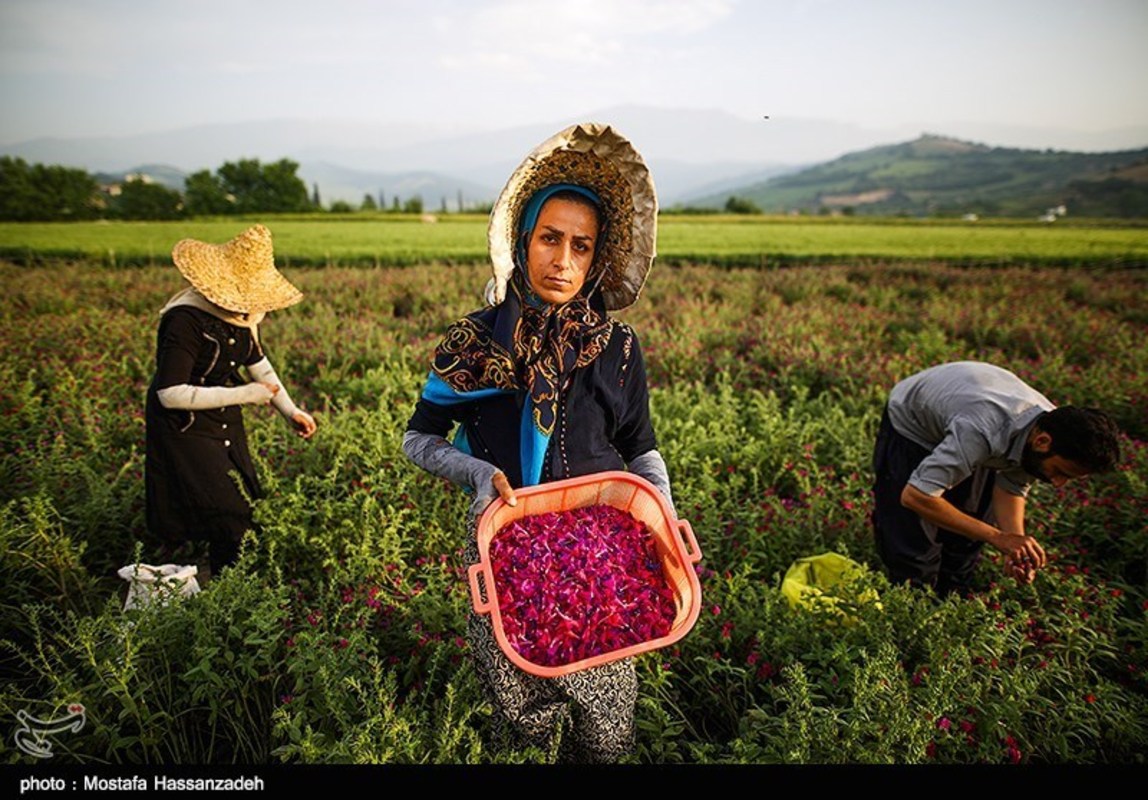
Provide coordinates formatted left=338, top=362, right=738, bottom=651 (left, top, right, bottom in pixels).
left=6, top=105, right=1148, bottom=214
left=692, top=135, right=1148, bottom=217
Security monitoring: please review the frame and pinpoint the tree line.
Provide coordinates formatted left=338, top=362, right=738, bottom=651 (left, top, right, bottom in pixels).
left=1, top=155, right=782, bottom=222
left=0, top=156, right=436, bottom=221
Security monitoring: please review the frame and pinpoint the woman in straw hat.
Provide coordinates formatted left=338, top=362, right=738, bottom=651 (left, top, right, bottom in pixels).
left=403, top=123, right=672, bottom=762
left=146, top=224, right=316, bottom=576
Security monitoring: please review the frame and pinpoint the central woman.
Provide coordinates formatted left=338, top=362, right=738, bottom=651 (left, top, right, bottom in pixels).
left=403, top=123, right=673, bottom=762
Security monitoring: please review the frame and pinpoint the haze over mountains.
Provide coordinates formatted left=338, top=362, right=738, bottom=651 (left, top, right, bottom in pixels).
left=4, top=105, right=1147, bottom=209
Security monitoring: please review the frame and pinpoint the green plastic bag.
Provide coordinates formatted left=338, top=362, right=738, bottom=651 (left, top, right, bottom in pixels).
left=781, top=552, right=882, bottom=624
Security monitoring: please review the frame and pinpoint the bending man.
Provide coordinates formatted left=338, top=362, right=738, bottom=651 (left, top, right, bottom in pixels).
left=872, top=361, right=1121, bottom=596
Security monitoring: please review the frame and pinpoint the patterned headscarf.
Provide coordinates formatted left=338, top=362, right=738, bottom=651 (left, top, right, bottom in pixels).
left=422, top=184, right=615, bottom=486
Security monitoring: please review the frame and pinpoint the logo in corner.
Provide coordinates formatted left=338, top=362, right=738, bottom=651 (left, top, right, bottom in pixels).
left=14, top=703, right=86, bottom=758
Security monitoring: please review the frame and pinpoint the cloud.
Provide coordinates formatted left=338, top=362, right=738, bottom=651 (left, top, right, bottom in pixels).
left=438, top=51, right=532, bottom=73
left=476, top=0, right=735, bottom=37
left=0, top=1, right=124, bottom=76
left=437, top=0, right=734, bottom=72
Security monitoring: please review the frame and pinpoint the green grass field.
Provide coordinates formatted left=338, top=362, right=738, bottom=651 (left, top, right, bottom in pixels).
left=2, top=214, right=1146, bottom=267
left=2, top=259, right=1146, bottom=764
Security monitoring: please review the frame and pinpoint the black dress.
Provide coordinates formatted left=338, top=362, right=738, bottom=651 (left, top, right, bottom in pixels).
left=145, top=306, right=266, bottom=570
left=406, top=320, right=657, bottom=762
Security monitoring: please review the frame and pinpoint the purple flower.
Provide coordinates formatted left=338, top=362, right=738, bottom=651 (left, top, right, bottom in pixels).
left=489, top=505, right=677, bottom=667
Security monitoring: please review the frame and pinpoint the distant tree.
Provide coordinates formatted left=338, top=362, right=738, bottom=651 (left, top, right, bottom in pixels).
left=0, top=156, right=100, bottom=221
left=183, top=169, right=232, bottom=216
left=724, top=195, right=762, bottom=214
left=258, top=158, right=311, bottom=212
left=661, top=204, right=720, bottom=215
left=114, top=178, right=183, bottom=220
left=361, top=193, right=378, bottom=211
left=312, top=183, right=322, bottom=209
left=329, top=200, right=354, bottom=213
left=39, top=163, right=101, bottom=220
left=0, top=157, right=36, bottom=220
left=440, top=196, right=448, bottom=213
left=0, top=156, right=41, bottom=221
left=214, top=159, right=264, bottom=212
left=215, top=158, right=309, bottom=214
left=378, top=189, right=385, bottom=208
left=403, top=195, right=424, bottom=214
left=391, top=196, right=401, bottom=212
left=191, top=158, right=308, bottom=214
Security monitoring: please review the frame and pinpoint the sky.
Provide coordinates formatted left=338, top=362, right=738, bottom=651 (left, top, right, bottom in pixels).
left=2, top=0, right=1147, bottom=146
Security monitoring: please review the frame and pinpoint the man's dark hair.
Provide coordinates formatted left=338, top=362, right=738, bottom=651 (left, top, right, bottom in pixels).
left=1038, top=406, right=1122, bottom=473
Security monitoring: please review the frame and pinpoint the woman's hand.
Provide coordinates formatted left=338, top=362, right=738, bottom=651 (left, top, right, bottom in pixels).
left=291, top=410, right=317, bottom=439
left=258, top=381, right=281, bottom=398
left=491, top=471, right=517, bottom=507
left=467, top=470, right=517, bottom=528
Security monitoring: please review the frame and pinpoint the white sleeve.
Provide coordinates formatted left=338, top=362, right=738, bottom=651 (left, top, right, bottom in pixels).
left=157, top=382, right=273, bottom=410
left=246, top=357, right=302, bottom=420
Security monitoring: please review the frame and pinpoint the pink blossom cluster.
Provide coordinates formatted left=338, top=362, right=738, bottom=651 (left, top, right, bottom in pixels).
left=490, top=504, right=678, bottom=667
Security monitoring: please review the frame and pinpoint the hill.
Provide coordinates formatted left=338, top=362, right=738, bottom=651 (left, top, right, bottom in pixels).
left=92, top=164, right=187, bottom=191
left=693, top=135, right=1148, bottom=218
left=8, top=108, right=1148, bottom=212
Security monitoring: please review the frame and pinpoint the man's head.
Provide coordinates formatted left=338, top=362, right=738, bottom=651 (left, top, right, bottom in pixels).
left=1022, top=407, right=1122, bottom=487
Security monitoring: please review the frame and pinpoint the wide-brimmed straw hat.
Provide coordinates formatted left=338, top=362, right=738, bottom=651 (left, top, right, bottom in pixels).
left=171, top=224, right=302, bottom=315
left=487, top=122, right=658, bottom=311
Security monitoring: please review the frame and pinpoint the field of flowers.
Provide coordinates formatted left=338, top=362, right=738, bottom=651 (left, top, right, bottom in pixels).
left=1, top=255, right=1146, bottom=765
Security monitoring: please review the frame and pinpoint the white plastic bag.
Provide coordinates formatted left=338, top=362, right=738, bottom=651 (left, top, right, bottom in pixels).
left=117, top=563, right=200, bottom=611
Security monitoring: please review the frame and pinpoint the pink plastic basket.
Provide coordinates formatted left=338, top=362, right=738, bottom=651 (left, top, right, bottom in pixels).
left=469, top=471, right=703, bottom=677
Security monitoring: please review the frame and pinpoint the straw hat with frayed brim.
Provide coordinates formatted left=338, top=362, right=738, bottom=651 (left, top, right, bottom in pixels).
left=487, top=122, right=657, bottom=311
left=171, top=224, right=302, bottom=315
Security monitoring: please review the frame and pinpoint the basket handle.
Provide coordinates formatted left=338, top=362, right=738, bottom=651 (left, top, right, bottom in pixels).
left=467, top=563, right=495, bottom=615
left=677, top=519, right=702, bottom=564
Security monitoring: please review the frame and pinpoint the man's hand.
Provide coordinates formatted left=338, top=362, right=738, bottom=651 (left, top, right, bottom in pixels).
left=1004, top=552, right=1038, bottom=585
left=902, top=484, right=1047, bottom=570
left=993, top=532, right=1046, bottom=568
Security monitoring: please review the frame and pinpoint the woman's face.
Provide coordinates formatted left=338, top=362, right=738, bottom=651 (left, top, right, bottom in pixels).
left=525, top=198, right=599, bottom=305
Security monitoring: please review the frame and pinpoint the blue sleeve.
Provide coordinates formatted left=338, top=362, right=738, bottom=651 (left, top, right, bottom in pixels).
left=406, top=372, right=473, bottom=437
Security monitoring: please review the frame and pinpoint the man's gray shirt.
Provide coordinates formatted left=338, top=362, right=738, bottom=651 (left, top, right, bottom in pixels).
left=887, top=361, right=1055, bottom=498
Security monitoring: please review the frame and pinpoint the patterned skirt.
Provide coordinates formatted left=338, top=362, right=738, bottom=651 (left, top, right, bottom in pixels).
left=464, top=514, right=638, bottom=763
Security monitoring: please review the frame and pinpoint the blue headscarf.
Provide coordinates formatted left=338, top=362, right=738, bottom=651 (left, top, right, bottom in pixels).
left=514, top=183, right=604, bottom=282
left=420, top=183, right=614, bottom=487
